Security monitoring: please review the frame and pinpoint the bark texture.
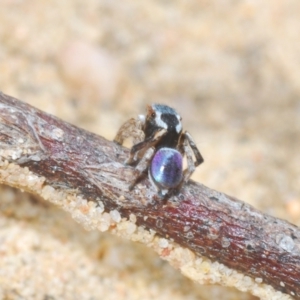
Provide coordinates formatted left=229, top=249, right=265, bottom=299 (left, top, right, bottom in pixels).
left=0, top=92, right=299, bottom=299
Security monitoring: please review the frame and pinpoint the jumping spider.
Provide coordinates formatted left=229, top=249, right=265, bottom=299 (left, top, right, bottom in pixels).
left=114, top=104, right=204, bottom=197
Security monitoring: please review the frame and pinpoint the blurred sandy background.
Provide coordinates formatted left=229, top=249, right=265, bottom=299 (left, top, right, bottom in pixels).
left=0, top=0, right=299, bottom=299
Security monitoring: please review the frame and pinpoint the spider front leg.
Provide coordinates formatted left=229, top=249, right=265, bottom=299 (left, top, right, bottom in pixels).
left=181, top=131, right=204, bottom=183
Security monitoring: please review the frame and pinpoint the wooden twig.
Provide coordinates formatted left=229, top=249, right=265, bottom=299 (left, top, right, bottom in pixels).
left=0, top=92, right=299, bottom=299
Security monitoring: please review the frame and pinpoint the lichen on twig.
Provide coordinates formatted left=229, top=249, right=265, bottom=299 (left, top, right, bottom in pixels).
left=0, top=92, right=299, bottom=300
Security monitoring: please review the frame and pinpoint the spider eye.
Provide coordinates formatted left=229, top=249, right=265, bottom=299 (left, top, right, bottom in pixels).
left=151, top=112, right=156, bottom=118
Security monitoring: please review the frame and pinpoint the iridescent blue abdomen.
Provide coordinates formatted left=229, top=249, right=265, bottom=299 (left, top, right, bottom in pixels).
left=150, top=147, right=183, bottom=189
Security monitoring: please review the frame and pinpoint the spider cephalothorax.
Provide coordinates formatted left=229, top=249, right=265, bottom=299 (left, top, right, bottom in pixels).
left=114, top=104, right=204, bottom=197
left=143, top=104, right=182, bottom=149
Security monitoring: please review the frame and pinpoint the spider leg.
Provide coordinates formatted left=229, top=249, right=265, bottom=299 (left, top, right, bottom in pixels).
left=181, top=131, right=204, bottom=183
left=126, top=128, right=167, bottom=165
left=126, top=136, right=154, bottom=165
left=184, top=131, right=204, bottom=166
left=127, top=129, right=167, bottom=189
left=113, top=117, right=145, bottom=145
left=128, top=147, right=155, bottom=190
